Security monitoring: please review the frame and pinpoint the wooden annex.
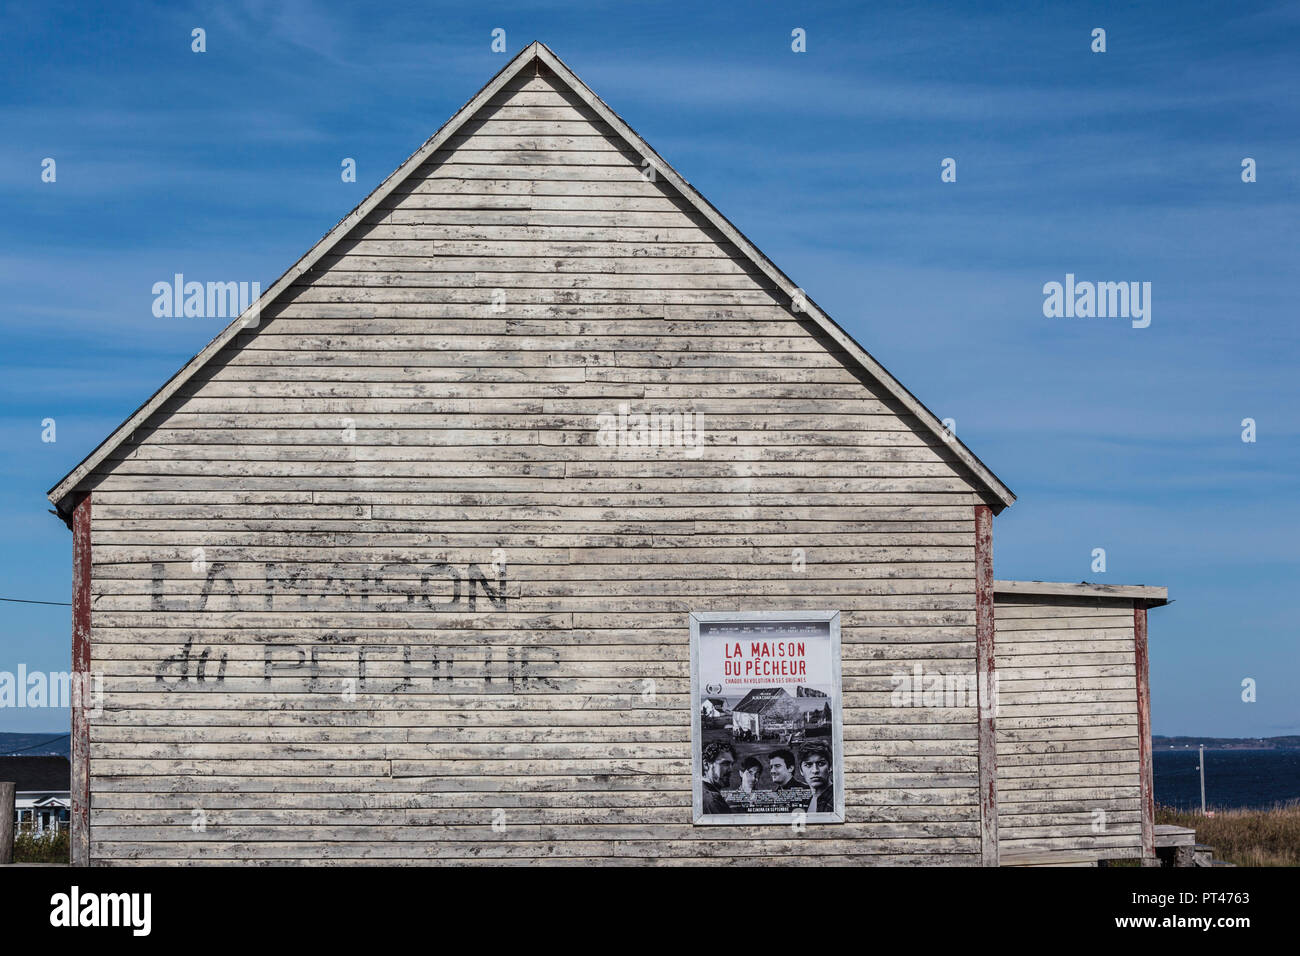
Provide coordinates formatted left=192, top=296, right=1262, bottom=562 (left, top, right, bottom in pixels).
left=993, top=581, right=1168, bottom=864
left=48, top=43, right=1167, bottom=866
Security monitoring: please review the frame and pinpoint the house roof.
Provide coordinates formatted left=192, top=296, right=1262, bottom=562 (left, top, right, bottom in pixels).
left=28, top=796, right=72, bottom=808
left=0, top=756, right=71, bottom=792
left=994, top=580, right=1170, bottom=608
left=47, top=41, right=1016, bottom=518
left=733, top=687, right=795, bottom=714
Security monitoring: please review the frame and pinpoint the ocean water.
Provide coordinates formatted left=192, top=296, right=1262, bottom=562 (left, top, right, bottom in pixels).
left=1154, top=748, right=1300, bottom=811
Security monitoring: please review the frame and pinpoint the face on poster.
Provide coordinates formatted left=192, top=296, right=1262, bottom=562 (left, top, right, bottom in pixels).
left=691, top=612, right=844, bottom=824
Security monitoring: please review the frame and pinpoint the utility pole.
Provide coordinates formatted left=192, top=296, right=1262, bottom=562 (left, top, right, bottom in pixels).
left=1198, top=744, right=1207, bottom=814
left=0, top=781, right=13, bottom=864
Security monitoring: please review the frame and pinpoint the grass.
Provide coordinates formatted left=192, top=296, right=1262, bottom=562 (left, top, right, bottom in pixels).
left=1156, top=801, right=1300, bottom=867
left=13, top=829, right=69, bottom=864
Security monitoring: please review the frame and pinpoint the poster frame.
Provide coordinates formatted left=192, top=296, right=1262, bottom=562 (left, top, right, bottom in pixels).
left=689, top=609, right=845, bottom=825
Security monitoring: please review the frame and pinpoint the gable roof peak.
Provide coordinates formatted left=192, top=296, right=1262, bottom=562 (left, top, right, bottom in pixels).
left=47, top=43, right=1015, bottom=516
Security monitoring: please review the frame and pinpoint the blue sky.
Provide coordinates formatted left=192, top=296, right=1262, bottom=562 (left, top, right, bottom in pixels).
left=1, top=0, right=1296, bottom=738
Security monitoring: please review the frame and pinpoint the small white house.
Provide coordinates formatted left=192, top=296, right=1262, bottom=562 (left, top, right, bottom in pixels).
left=1, top=756, right=71, bottom=835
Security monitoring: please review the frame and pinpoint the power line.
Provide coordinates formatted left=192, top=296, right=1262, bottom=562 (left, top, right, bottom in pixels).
left=0, top=597, right=71, bottom=606
left=0, top=733, right=71, bottom=755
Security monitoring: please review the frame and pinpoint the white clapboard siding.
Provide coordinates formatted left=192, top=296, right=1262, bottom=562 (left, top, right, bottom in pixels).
left=994, top=595, right=1141, bottom=859
left=77, top=62, right=998, bottom=865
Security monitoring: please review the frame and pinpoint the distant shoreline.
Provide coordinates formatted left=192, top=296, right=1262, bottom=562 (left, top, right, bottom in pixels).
left=1158, top=745, right=1300, bottom=751
left=1155, top=735, right=1300, bottom=751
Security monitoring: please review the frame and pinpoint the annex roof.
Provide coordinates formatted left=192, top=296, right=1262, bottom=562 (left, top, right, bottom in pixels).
left=994, top=580, right=1170, bottom=608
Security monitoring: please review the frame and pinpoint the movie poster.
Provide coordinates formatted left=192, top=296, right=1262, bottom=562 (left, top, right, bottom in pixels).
left=690, top=611, right=844, bottom=824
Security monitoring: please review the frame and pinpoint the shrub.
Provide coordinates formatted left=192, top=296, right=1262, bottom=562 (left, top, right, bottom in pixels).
left=13, top=828, right=70, bottom=864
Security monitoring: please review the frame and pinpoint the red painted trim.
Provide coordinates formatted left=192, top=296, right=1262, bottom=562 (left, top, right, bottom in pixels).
left=974, top=504, right=998, bottom=866
left=71, top=491, right=92, bottom=866
left=1134, top=605, right=1155, bottom=860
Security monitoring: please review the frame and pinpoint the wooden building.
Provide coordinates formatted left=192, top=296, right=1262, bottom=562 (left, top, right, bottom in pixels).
left=47, top=43, right=1167, bottom=866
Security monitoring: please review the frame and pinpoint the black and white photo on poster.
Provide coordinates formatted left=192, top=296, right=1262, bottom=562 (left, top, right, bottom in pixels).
left=690, top=611, right=844, bottom=824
